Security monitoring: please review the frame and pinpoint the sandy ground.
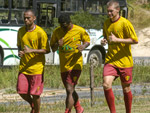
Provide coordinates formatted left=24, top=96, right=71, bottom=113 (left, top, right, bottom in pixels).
left=0, top=88, right=66, bottom=103
left=132, top=27, right=150, bottom=57
left=0, top=87, right=92, bottom=103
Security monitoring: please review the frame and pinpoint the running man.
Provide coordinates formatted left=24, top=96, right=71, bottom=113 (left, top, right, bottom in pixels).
left=101, top=1, right=138, bottom=113
left=17, top=9, right=50, bottom=113
left=50, top=14, right=90, bottom=113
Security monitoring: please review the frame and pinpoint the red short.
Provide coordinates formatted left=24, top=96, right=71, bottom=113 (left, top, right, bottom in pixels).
left=17, top=73, right=44, bottom=95
left=61, top=70, right=81, bottom=86
left=103, top=64, right=133, bottom=84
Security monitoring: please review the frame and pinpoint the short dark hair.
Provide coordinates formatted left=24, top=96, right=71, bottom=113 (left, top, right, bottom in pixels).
left=58, top=14, right=71, bottom=24
left=24, top=9, right=36, bottom=16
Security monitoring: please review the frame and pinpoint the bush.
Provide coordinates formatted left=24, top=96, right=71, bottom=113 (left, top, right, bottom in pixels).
left=70, top=10, right=107, bottom=30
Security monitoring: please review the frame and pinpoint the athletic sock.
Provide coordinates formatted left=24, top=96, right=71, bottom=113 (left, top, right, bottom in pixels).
left=74, top=100, right=84, bottom=113
left=65, top=108, right=71, bottom=113
left=104, top=88, right=116, bottom=113
left=124, top=91, right=132, bottom=113
left=74, top=100, right=81, bottom=110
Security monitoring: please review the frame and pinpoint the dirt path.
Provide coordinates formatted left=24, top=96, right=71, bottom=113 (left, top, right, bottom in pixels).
left=1, top=84, right=150, bottom=104
left=0, top=87, right=93, bottom=103
left=132, top=27, right=150, bottom=56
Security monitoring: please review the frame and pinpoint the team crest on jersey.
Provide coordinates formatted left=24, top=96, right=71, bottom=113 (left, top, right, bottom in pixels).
left=30, top=39, right=34, bottom=44
left=115, top=30, right=119, bottom=33
left=36, top=86, right=40, bottom=92
left=125, top=75, right=130, bottom=81
left=73, top=76, right=77, bottom=82
left=72, top=37, right=76, bottom=41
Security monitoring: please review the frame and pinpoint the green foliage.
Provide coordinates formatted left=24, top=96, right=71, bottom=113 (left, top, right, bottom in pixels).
left=0, top=64, right=150, bottom=90
left=43, top=17, right=59, bottom=37
left=79, top=64, right=103, bottom=87
left=127, top=0, right=150, bottom=29
left=141, top=4, right=150, bottom=10
left=132, top=64, right=150, bottom=83
left=44, top=65, right=63, bottom=88
left=44, top=11, right=107, bottom=36
left=70, top=10, right=107, bottom=30
left=0, top=66, right=18, bottom=90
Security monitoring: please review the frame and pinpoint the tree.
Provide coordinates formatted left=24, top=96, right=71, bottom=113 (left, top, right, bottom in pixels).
left=71, top=10, right=107, bottom=30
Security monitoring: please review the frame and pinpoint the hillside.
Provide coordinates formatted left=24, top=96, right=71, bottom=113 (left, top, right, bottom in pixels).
left=128, top=0, right=150, bottom=56
left=132, top=27, right=150, bottom=56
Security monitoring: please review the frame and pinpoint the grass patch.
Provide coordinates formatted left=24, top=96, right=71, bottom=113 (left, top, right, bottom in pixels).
left=127, top=0, right=150, bottom=30
left=0, top=66, right=18, bottom=89
left=1, top=95, right=150, bottom=113
left=0, top=63, right=150, bottom=112
left=0, top=64, right=150, bottom=89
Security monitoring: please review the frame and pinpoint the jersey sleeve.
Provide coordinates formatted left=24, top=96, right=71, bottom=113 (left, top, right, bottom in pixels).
left=41, top=30, right=50, bottom=52
left=17, top=29, right=21, bottom=47
left=81, top=29, right=90, bottom=43
left=124, top=20, right=138, bottom=42
left=103, top=22, right=107, bottom=38
left=50, top=30, right=58, bottom=47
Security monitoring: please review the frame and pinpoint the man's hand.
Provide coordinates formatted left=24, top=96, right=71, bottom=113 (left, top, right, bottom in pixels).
left=58, top=38, right=64, bottom=46
left=109, top=32, right=118, bottom=43
left=101, top=39, right=107, bottom=46
left=51, top=38, right=63, bottom=52
left=18, top=51, right=25, bottom=57
left=24, top=45, right=33, bottom=53
left=77, top=42, right=89, bottom=52
left=77, top=44, right=86, bottom=52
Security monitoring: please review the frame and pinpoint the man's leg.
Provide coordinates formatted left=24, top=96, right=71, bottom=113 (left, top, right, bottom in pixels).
left=64, top=83, right=83, bottom=113
left=65, top=83, right=75, bottom=112
left=121, top=83, right=132, bottom=113
left=19, top=94, right=34, bottom=113
left=32, top=95, right=40, bottom=113
left=103, top=76, right=116, bottom=113
left=73, top=91, right=84, bottom=113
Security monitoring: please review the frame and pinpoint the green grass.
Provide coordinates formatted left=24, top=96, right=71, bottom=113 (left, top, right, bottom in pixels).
left=1, top=94, right=150, bottom=113
left=0, top=64, right=150, bottom=112
left=0, top=64, right=150, bottom=90
left=127, top=0, right=150, bottom=30
left=0, top=66, right=18, bottom=90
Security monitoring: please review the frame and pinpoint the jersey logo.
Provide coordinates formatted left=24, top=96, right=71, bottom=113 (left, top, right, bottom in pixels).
left=115, top=30, right=119, bottom=33
left=73, top=76, right=77, bottom=82
left=30, top=39, right=34, bottom=44
left=36, top=86, right=40, bottom=92
left=125, top=75, right=130, bottom=81
left=72, top=37, right=76, bottom=41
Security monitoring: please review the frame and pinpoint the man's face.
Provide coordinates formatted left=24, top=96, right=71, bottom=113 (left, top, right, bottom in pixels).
left=60, top=22, right=70, bottom=31
left=24, top=11, right=36, bottom=26
left=107, top=5, right=119, bottom=20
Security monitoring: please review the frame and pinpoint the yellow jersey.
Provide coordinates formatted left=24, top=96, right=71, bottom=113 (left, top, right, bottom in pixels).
left=17, top=25, right=50, bottom=75
left=50, top=24, right=90, bottom=72
left=103, top=17, right=138, bottom=68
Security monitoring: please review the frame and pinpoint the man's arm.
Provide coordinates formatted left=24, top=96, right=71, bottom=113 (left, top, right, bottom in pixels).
left=109, top=32, right=138, bottom=44
left=23, top=45, right=47, bottom=54
left=18, top=46, right=24, bottom=57
left=77, top=42, right=90, bottom=52
left=51, top=43, right=59, bottom=52
left=51, top=38, right=64, bottom=52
